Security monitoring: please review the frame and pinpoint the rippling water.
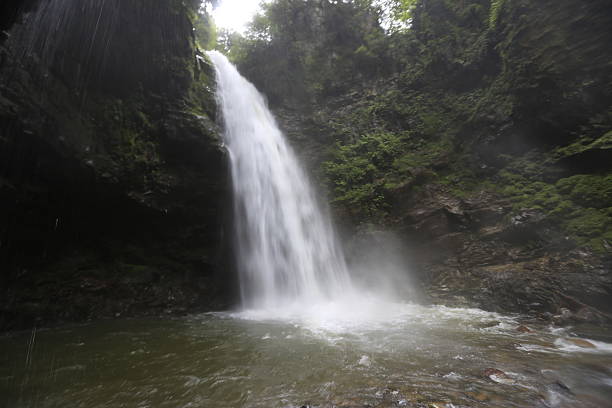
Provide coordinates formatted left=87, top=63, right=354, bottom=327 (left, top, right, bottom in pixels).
left=1, top=302, right=611, bottom=407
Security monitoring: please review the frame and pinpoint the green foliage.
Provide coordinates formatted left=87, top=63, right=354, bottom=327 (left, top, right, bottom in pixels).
left=323, top=125, right=454, bottom=221
left=224, top=0, right=391, bottom=105
left=323, top=132, right=403, bottom=218
left=496, top=157, right=612, bottom=252
left=215, top=29, right=246, bottom=58
left=392, top=137, right=451, bottom=172
left=194, top=11, right=217, bottom=50
left=488, top=0, right=506, bottom=29
left=224, top=0, right=612, bottom=256
left=97, top=99, right=160, bottom=172
left=551, top=130, right=612, bottom=161
left=379, top=0, right=418, bottom=31
left=556, top=174, right=612, bottom=209
left=565, top=208, right=612, bottom=252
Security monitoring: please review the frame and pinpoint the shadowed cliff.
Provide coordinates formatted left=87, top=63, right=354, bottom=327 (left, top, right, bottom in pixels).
left=0, top=0, right=233, bottom=330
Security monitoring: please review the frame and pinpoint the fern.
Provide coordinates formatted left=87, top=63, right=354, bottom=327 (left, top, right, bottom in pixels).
left=489, top=0, right=506, bottom=29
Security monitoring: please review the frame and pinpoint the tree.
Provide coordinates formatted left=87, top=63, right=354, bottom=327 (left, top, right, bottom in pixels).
left=378, top=0, right=418, bottom=31
left=194, top=11, right=217, bottom=50
left=228, top=0, right=392, bottom=106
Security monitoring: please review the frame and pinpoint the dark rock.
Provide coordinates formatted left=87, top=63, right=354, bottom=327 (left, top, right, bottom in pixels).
left=118, top=265, right=159, bottom=285
left=573, top=307, right=598, bottom=322
left=483, top=368, right=508, bottom=379
left=547, top=381, right=573, bottom=396
left=552, top=308, right=574, bottom=325
left=483, top=368, right=514, bottom=384
left=516, top=325, right=532, bottom=333
left=0, top=0, right=234, bottom=331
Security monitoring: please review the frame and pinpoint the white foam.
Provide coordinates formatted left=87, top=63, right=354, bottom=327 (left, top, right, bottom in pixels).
left=554, top=338, right=612, bottom=354
left=358, top=355, right=371, bottom=367
left=226, top=295, right=517, bottom=342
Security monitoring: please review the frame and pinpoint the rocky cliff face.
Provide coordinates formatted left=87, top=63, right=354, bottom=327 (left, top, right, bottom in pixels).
left=0, top=0, right=232, bottom=331
left=272, top=0, right=612, bottom=322
left=2, top=0, right=610, bottom=330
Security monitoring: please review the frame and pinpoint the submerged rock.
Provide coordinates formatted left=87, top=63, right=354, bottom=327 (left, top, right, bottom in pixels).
left=565, top=338, right=597, bottom=348
left=483, top=368, right=515, bottom=385
left=465, top=391, right=490, bottom=402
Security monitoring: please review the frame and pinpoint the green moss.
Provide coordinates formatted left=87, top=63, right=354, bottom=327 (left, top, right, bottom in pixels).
left=494, top=156, right=612, bottom=252
left=552, top=130, right=612, bottom=161
left=420, top=111, right=446, bottom=137
left=393, top=137, right=452, bottom=171
left=565, top=207, right=611, bottom=251
left=273, top=0, right=612, bottom=257
left=556, top=174, right=612, bottom=208
left=322, top=124, right=459, bottom=221
left=82, top=95, right=167, bottom=194
left=185, top=53, right=217, bottom=118
left=435, top=166, right=484, bottom=198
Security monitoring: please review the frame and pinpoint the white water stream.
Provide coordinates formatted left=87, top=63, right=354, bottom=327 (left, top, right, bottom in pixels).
left=208, top=51, right=353, bottom=310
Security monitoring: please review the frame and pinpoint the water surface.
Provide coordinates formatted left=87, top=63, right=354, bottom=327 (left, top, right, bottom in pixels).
left=2, top=302, right=611, bottom=407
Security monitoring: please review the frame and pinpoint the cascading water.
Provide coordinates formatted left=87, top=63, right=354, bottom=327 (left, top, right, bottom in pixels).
left=207, top=51, right=353, bottom=309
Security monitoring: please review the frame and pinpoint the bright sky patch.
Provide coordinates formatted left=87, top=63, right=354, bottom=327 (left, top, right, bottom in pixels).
left=211, top=0, right=264, bottom=34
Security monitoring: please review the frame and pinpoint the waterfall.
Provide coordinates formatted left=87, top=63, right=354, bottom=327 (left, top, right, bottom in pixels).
left=207, top=51, right=353, bottom=309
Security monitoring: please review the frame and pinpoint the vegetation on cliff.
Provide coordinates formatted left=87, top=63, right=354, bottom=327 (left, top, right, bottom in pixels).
left=1, top=0, right=610, bottom=326
left=225, top=0, right=612, bottom=316
left=224, top=0, right=611, bottom=253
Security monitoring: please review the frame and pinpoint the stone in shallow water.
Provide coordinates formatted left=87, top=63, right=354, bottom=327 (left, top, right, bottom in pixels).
left=358, top=355, right=372, bottom=367
left=483, top=368, right=516, bottom=384
left=566, top=338, right=596, bottom=348
left=465, top=391, right=490, bottom=401
left=516, top=325, right=532, bottom=333
left=483, top=368, right=508, bottom=378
